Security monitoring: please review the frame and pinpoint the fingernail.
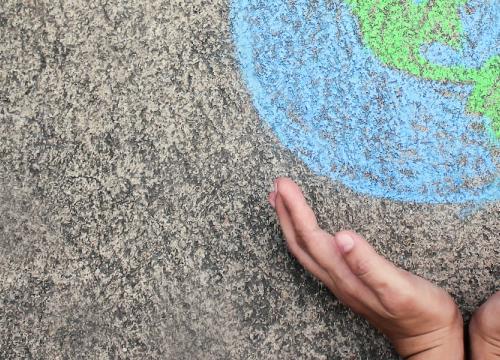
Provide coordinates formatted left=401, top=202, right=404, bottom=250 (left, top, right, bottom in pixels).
left=274, top=179, right=279, bottom=194
left=336, top=233, right=354, bottom=254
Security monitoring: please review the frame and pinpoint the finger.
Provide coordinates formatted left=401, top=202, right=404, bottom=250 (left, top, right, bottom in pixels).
left=335, top=230, right=410, bottom=296
left=275, top=192, right=334, bottom=288
left=275, top=178, right=377, bottom=310
left=274, top=177, right=321, bottom=237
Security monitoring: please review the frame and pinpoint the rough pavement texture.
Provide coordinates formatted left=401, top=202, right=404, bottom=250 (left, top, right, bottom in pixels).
left=0, top=1, right=498, bottom=359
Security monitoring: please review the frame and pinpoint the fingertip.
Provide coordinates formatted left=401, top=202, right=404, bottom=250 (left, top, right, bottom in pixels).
left=275, top=177, right=297, bottom=190
left=335, top=232, right=355, bottom=254
left=274, top=177, right=306, bottom=205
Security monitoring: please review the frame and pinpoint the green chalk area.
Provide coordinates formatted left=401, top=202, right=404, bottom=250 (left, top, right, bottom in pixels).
left=346, top=0, right=500, bottom=139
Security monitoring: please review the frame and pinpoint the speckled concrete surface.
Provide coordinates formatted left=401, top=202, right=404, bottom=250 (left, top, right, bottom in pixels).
left=0, top=1, right=498, bottom=359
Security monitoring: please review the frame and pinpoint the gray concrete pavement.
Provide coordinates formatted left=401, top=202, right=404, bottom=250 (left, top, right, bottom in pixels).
left=1, top=1, right=498, bottom=359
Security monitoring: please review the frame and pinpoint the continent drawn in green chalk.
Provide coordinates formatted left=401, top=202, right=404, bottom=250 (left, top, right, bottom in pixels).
left=345, top=0, right=500, bottom=139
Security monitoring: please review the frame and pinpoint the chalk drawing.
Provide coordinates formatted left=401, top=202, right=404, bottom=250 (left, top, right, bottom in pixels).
left=346, top=0, right=499, bottom=140
left=232, top=0, right=500, bottom=203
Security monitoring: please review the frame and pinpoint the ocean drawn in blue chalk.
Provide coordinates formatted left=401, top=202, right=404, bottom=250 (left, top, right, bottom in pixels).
left=231, top=0, right=500, bottom=203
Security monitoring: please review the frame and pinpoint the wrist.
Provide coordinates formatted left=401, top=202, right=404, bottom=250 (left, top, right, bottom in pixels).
left=405, top=324, right=464, bottom=360
left=391, top=310, right=464, bottom=360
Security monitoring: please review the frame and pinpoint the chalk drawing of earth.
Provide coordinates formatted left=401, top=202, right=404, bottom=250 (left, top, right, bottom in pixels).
left=231, top=0, right=500, bottom=204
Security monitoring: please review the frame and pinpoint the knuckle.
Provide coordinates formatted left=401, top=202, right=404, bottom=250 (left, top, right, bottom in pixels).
left=295, top=225, right=312, bottom=241
left=297, top=226, right=324, bottom=249
left=352, top=257, right=374, bottom=278
left=379, top=284, right=416, bottom=317
left=339, top=279, right=361, bottom=299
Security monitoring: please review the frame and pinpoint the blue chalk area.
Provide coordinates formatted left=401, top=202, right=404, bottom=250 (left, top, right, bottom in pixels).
left=421, top=0, right=500, bottom=69
left=231, top=0, right=500, bottom=204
